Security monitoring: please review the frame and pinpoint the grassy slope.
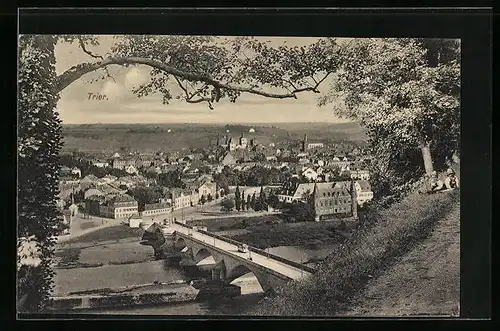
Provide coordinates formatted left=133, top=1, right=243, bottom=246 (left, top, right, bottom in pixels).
left=343, top=199, right=460, bottom=316
left=251, top=189, right=460, bottom=316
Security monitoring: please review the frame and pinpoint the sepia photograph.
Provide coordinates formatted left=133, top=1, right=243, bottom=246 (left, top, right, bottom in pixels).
left=18, top=33, right=462, bottom=317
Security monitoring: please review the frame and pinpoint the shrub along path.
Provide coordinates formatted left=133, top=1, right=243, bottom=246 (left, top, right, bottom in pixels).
left=251, top=189, right=460, bottom=316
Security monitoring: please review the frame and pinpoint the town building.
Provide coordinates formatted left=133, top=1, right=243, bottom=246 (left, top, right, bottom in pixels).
left=85, top=195, right=107, bottom=216
left=301, top=134, right=308, bottom=152
left=301, top=167, right=319, bottom=182
left=239, top=133, right=248, bottom=149
left=196, top=182, right=218, bottom=202
left=141, top=202, right=172, bottom=217
left=128, top=214, right=142, bottom=228
left=307, top=143, right=324, bottom=150
left=125, top=164, right=139, bottom=175
left=221, top=152, right=236, bottom=166
left=92, top=160, right=110, bottom=168
left=311, top=181, right=358, bottom=222
left=84, top=188, right=105, bottom=200
left=168, top=188, right=194, bottom=210
left=99, top=194, right=139, bottom=219
left=354, top=180, right=374, bottom=206
left=70, top=167, right=82, bottom=178
left=277, top=182, right=316, bottom=204
left=350, top=169, right=371, bottom=181
left=113, top=158, right=136, bottom=170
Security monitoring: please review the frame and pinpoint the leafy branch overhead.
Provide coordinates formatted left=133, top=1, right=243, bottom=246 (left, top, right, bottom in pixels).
left=55, top=36, right=342, bottom=108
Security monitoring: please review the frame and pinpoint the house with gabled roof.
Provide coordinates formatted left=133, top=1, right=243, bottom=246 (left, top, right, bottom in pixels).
left=354, top=180, right=374, bottom=206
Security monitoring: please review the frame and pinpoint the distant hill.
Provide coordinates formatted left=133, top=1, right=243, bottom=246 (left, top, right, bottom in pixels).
left=61, top=122, right=367, bottom=153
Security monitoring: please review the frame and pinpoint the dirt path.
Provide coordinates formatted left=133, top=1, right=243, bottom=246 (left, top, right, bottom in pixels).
left=344, top=197, right=460, bottom=317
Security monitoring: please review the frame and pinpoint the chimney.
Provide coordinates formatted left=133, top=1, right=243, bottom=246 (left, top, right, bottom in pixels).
left=351, top=180, right=358, bottom=220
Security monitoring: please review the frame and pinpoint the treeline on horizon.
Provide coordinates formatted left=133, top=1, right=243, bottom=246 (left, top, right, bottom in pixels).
left=60, top=122, right=367, bottom=153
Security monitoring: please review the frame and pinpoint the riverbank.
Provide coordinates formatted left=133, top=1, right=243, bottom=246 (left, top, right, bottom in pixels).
left=49, top=274, right=262, bottom=312
left=49, top=282, right=200, bottom=311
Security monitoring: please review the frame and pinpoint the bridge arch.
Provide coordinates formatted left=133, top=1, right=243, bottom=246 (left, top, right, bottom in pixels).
left=194, top=248, right=217, bottom=265
left=225, top=263, right=267, bottom=294
left=174, top=237, right=187, bottom=251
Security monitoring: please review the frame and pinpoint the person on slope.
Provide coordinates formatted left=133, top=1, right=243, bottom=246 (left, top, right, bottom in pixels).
left=428, top=170, right=446, bottom=193
left=444, top=168, right=460, bottom=190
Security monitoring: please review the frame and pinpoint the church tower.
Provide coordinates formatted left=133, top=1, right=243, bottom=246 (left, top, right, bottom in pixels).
left=239, top=132, right=248, bottom=149
left=302, top=133, right=308, bottom=152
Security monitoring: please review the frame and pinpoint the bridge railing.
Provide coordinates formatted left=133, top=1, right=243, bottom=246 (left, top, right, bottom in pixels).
left=174, top=221, right=316, bottom=274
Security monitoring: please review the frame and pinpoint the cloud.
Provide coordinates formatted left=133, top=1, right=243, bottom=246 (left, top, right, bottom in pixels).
left=101, top=81, right=123, bottom=99
left=124, top=67, right=149, bottom=89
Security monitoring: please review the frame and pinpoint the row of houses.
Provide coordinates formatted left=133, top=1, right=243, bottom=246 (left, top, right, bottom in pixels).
left=277, top=179, right=373, bottom=208
left=84, top=180, right=223, bottom=220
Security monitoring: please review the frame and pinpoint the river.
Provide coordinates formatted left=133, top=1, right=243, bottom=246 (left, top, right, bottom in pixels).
left=69, top=244, right=334, bottom=315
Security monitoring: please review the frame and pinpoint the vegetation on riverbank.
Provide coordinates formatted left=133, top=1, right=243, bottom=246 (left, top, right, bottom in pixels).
left=251, top=189, right=459, bottom=316
left=187, top=215, right=283, bottom=232
left=63, top=225, right=143, bottom=244
left=188, top=215, right=356, bottom=249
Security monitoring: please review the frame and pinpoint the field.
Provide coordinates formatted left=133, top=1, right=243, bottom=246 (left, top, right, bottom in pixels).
left=61, top=122, right=367, bottom=153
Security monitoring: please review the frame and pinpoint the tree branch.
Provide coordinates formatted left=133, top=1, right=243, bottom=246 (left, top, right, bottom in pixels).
left=78, top=38, right=103, bottom=60
left=55, top=56, right=331, bottom=100
left=173, top=75, right=213, bottom=109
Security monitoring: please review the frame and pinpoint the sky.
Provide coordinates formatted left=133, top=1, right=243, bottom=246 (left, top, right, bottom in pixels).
left=55, top=35, right=350, bottom=124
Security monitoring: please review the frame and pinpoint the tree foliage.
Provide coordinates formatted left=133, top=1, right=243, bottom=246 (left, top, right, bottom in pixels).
left=235, top=186, right=241, bottom=211
left=18, top=34, right=461, bottom=311
left=127, top=186, right=163, bottom=212
left=319, top=38, right=460, bottom=194
left=56, top=36, right=342, bottom=108
left=220, top=197, right=235, bottom=212
left=18, top=35, right=63, bottom=312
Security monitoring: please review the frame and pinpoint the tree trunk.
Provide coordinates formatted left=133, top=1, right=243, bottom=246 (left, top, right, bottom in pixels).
left=420, top=142, right=434, bottom=175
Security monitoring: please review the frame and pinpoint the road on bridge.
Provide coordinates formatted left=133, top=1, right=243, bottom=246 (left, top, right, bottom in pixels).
left=172, top=224, right=312, bottom=281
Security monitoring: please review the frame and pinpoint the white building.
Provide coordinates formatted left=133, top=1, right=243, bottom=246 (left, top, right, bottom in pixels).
left=351, top=169, right=370, bottom=181
left=129, top=214, right=142, bottom=228
left=277, top=183, right=316, bottom=204
left=125, top=164, right=138, bottom=175
left=355, top=180, right=374, bottom=206
left=141, top=203, right=172, bottom=217
left=301, top=167, right=319, bottom=182
left=99, top=194, right=138, bottom=219
left=307, top=143, right=324, bottom=150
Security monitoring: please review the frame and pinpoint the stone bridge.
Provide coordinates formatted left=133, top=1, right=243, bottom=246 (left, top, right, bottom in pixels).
left=171, top=224, right=313, bottom=294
